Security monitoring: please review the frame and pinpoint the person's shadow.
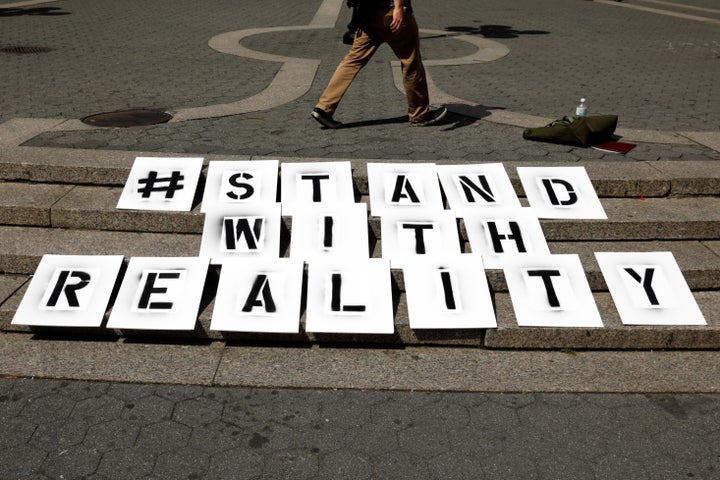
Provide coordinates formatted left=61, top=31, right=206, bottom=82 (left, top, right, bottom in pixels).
left=334, top=106, right=502, bottom=131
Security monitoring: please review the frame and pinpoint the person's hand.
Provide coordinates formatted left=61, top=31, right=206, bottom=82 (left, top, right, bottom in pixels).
left=390, top=6, right=404, bottom=32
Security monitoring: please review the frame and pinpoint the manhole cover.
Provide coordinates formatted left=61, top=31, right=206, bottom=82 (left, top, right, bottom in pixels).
left=0, top=45, right=52, bottom=54
left=81, top=109, right=173, bottom=127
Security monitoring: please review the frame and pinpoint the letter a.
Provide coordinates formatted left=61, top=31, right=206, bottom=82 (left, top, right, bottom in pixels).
left=242, top=274, right=277, bottom=313
left=391, top=175, right=421, bottom=204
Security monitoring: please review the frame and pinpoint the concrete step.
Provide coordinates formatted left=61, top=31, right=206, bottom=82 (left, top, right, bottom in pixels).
left=0, top=226, right=200, bottom=274
left=1, top=149, right=719, bottom=197
left=1, top=225, right=718, bottom=290
left=1, top=272, right=717, bottom=349
left=2, top=182, right=719, bottom=240
left=1, top=154, right=717, bottom=350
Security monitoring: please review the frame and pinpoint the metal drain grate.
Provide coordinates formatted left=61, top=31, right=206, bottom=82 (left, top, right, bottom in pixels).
left=81, top=109, right=173, bottom=128
left=0, top=45, right=52, bottom=54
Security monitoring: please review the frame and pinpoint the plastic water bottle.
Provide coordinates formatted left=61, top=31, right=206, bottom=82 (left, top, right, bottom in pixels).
left=575, top=98, right=587, bottom=117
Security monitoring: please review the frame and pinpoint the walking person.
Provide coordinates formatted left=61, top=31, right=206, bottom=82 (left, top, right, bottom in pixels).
left=311, top=0, right=447, bottom=129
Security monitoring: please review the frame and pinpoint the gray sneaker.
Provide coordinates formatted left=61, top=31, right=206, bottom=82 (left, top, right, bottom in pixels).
left=311, top=108, right=342, bottom=129
left=410, top=107, right=448, bottom=127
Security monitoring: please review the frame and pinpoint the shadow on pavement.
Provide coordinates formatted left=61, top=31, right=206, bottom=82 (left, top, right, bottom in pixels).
left=339, top=115, right=409, bottom=129
left=445, top=24, right=549, bottom=38
left=0, top=7, right=70, bottom=16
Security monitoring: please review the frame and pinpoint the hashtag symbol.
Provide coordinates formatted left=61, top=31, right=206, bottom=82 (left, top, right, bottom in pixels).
left=137, top=170, right=185, bottom=199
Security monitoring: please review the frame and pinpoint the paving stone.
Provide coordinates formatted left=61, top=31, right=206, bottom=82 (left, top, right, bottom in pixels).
left=262, top=448, right=319, bottom=480
left=0, top=416, right=38, bottom=449
left=29, top=418, right=90, bottom=451
left=83, top=418, right=141, bottom=451
left=0, top=444, right=47, bottom=479
left=96, top=447, right=155, bottom=480
left=120, top=394, right=174, bottom=423
left=20, top=393, right=75, bottom=424
left=41, top=447, right=102, bottom=480
left=172, top=396, right=223, bottom=428
left=135, top=419, right=192, bottom=454
left=153, top=448, right=210, bottom=480
left=207, top=447, right=264, bottom=480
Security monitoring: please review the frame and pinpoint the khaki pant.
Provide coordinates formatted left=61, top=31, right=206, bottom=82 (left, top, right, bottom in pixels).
left=316, top=8, right=430, bottom=123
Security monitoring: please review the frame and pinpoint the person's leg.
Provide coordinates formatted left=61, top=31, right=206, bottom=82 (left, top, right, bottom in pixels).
left=385, top=10, right=430, bottom=122
left=316, top=30, right=380, bottom=116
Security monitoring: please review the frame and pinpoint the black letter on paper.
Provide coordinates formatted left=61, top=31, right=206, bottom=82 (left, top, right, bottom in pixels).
left=300, top=174, right=331, bottom=202
left=527, top=270, right=562, bottom=308
left=391, top=175, right=421, bottom=204
left=242, top=274, right=277, bottom=313
left=330, top=273, right=366, bottom=312
left=46, top=270, right=91, bottom=308
left=138, top=272, right=181, bottom=310
left=226, top=172, right=255, bottom=200
left=487, top=221, right=526, bottom=253
left=624, top=267, right=660, bottom=306
left=224, top=217, right=264, bottom=251
left=541, top=178, right=578, bottom=206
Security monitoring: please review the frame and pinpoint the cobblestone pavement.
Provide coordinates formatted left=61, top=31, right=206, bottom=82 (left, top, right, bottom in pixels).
left=2, top=0, right=719, bottom=161
left=2, top=0, right=720, bottom=478
left=1, top=377, right=719, bottom=480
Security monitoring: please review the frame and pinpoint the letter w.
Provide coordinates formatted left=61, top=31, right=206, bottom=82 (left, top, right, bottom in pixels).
left=224, top=217, right=264, bottom=251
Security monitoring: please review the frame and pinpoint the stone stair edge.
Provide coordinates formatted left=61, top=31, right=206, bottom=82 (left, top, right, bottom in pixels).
left=1, top=146, right=719, bottom=196
left=2, top=182, right=720, bottom=236
left=0, top=284, right=718, bottom=349
left=1, top=224, right=720, bottom=288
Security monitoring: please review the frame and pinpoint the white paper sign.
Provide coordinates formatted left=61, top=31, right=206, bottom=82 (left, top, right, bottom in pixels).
left=367, top=163, right=444, bottom=216
left=380, top=210, right=461, bottom=268
left=504, top=254, right=603, bottom=327
left=12, top=255, right=124, bottom=327
left=403, top=255, right=497, bottom=329
left=437, top=163, right=521, bottom=216
left=305, top=259, right=394, bottom=334
left=199, top=203, right=282, bottom=264
left=595, top=251, right=705, bottom=325
left=117, top=157, right=203, bottom=211
left=289, top=203, right=370, bottom=262
left=107, top=257, right=209, bottom=330
left=463, top=208, right=550, bottom=269
left=517, top=166, right=606, bottom=219
left=201, top=160, right=278, bottom=212
left=279, top=161, right=355, bottom=214
left=210, top=258, right=303, bottom=333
